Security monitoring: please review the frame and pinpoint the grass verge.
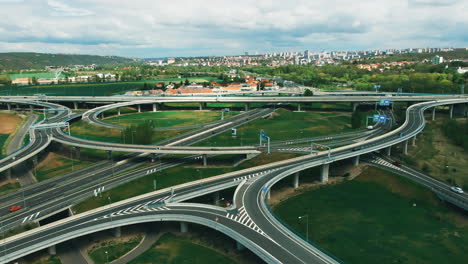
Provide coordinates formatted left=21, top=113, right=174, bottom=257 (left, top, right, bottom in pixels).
left=129, top=233, right=237, bottom=264
left=273, top=167, right=468, bottom=264
left=35, top=152, right=93, bottom=182
left=0, top=181, right=20, bottom=196
left=88, top=236, right=142, bottom=264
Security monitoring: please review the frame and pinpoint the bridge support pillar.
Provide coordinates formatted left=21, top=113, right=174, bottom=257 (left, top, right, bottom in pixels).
left=202, top=154, right=207, bottom=166
left=48, top=245, right=56, bottom=255
left=353, top=155, right=360, bottom=167
left=432, top=107, right=436, bottom=121
left=386, top=146, right=391, bottom=156
left=199, top=103, right=204, bottom=111
left=180, top=222, right=188, bottom=233
left=297, top=103, right=301, bottom=112
left=75, top=147, right=81, bottom=160
left=321, top=163, right=330, bottom=182
left=151, top=153, right=157, bottom=163
left=244, top=103, right=250, bottom=111
left=213, top=191, right=220, bottom=205
left=293, top=172, right=299, bottom=189
left=73, top=102, right=78, bottom=110
left=352, top=103, right=358, bottom=112
left=236, top=241, right=245, bottom=251
left=117, top=108, right=121, bottom=116
left=7, top=103, right=11, bottom=111
left=107, top=150, right=112, bottom=160
left=5, top=168, right=11, bottom=180
left=403, top=140, right=408, bottom=155
left=32, top=155, right=38, bottom=166
left=29, top=105, right=34, bottom=112
left=412, top=136, right=416, bottom=147
left=449, top=105, right=454, bottom=119
left=138, top=104, right=141, bottom=113
left=153, top=103, right=158, bottom=112
left=113, top=226, right=121, bottom=238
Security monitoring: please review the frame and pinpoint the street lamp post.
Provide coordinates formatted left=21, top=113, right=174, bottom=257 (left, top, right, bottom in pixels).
left=16, top=178, right=25, bottom=208
left=107, top=196, right=113, bottom=223
left=105, top=250, right=109, bottom=264
left=298, top=214, right=309, bottom=241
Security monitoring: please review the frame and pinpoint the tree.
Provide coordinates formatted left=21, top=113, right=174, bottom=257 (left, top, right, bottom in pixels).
left=184, top=78, right=190, bottom=85
left=121, top=120, right=154, bottom=144
left=303, top=89, right=314, bottom=96
left=351, top=111, right=362, bottom=129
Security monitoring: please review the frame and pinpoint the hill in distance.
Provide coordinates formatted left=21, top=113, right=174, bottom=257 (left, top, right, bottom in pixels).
left=0, top=52, right=140, bottom=71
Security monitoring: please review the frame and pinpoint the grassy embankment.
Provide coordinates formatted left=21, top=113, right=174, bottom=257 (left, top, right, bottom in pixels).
left=273, top=167, right=468, bottom=264
left=71, top=110, right=235, bottom=144
left=398, top=116, right=468, bottom=189
left=195, top=108, right=365, bottom=147
left=73, top=153, right=299, bottom=213
left=88, top=235, right=142, bottom=264
left=35, top=153, right=93, bottom=182
left=129, top=233, right=238, bottom=264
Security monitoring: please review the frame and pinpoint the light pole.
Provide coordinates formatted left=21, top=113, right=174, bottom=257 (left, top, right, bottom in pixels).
left=16, top=178, right=25, bottom=208
left=298, top=214, right=309, bottom=241
left=107, top=196, right=113, bottom=223
left=105, top=250, right=109, bottom=264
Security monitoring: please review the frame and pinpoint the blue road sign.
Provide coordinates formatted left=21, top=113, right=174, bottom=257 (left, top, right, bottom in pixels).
left=373, top=114, right=380, bottom=122
left=261, top=130, right=268, bottom=140
left=374, top=84, right=381, bottom=89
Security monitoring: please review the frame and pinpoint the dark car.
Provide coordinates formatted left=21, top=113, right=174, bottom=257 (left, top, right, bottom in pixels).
left=392, top=161, right=401, bottom=167
left=352, top=146, right=362, bottom=151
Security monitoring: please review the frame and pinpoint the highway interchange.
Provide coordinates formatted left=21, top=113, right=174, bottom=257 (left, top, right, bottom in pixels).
left=0, top=94, right=467, bottom=263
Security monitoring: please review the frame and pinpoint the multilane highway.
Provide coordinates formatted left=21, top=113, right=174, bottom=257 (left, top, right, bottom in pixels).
left=2, top=98, right=467, bottom=263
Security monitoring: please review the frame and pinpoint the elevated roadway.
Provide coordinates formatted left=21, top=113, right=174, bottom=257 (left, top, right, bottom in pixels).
left=3, top=99, right=468, bottom=263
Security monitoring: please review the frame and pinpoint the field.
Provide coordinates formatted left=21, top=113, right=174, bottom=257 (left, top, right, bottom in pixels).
left=104, top=111, right=238, bottom=128
left=401, top=116, right=468, bottom=189
left=273, top=167, right=468, bottom=264
left=129, top=233, right=237, bottom=264
left=195, top=108, right=356, bottom=146
left=73, top=153, right=300, bottom=213
left=9, top=72, right=66, bottom=80
left=0, top=77, right=217, bottom=96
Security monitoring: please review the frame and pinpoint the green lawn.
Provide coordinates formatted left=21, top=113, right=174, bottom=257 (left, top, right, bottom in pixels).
left=129, top=233, right=237, bottom=264
left=104, top=111, right=238, bottom=128
left=73, top=153, right=300, bottom=213
left=195, top=108, right=356, bottom=146
left=88, top=236, right=142, bottom=264
left=273, top=167, right=468, bottom=264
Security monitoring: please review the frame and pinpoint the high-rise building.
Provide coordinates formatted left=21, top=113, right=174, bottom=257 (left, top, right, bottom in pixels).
left=431, top=55, right=444, bottom=64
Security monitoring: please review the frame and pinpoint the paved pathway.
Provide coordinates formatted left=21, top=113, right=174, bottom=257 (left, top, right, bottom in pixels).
left=111, top=231, right=162, bottom=264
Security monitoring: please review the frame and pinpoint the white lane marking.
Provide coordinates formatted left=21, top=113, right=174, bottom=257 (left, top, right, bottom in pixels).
left=22, top=211, right=40, bottom=224
left=224, top=206, right=268, bottom=237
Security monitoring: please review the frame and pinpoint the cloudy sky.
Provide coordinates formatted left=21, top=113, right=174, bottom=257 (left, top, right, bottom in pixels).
left=0, top=0, right=466, bottom=58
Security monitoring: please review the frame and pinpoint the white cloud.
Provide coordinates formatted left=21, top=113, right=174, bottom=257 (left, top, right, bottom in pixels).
left=47, top=0, right=93, bottom=16
left=0, top=0, right=466, bottom=57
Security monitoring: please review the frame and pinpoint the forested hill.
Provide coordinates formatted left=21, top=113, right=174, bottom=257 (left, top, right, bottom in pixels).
left=0, top=52, right=139, bottom=70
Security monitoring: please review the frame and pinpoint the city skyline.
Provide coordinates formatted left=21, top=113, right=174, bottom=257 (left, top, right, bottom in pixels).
left=0, top=0, right=467, bottom=58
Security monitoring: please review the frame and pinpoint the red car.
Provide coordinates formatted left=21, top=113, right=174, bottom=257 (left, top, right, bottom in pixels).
left=9, top=205, right=22, bottom=212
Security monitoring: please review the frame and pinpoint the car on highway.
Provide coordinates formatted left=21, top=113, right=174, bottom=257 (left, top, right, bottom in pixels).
left=351, top=146, right=362, bottom=151
left=392, top=161, right=401, bottom=167
left=9, top=205, right=22, bottom=212
left=450, top=187, right=464, bottom=194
